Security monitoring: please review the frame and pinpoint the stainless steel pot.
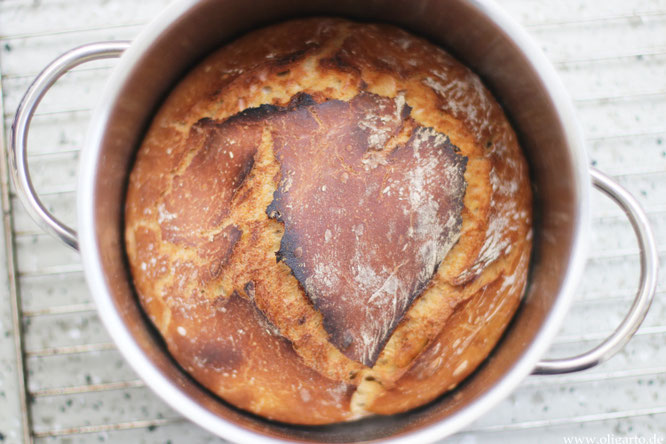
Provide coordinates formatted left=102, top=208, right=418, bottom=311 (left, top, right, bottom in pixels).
left=9, top=0, right=659, bottom=442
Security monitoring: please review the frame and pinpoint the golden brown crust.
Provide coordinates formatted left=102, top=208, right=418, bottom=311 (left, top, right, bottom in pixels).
left=125, top=18, right=532, bottom=424
left=165, top=289, right=355, bottom=424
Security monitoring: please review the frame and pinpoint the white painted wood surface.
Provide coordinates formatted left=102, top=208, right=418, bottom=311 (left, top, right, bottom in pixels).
left=0, top=0, right=664, bottom=442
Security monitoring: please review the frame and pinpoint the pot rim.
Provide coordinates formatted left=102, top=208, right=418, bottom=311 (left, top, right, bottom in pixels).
left=77, top=0, right=590, bottom=442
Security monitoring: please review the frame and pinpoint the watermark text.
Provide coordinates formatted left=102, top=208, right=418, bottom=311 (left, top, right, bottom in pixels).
left=563, top=434, right=664, bottom=444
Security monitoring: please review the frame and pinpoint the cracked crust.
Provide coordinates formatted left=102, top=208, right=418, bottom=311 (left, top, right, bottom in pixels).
left=125, top=18, right=532, bottom=424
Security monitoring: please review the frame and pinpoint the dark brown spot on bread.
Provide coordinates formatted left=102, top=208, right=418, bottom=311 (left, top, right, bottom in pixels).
left=319, top=52, right=360, bottom=74
left=274, top=47, right=313, bottom=66
left=197, top=336, right=244, bottom=372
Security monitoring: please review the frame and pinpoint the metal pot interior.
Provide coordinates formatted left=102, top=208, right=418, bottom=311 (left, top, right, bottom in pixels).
left=80, top=0, right=589, bottom=441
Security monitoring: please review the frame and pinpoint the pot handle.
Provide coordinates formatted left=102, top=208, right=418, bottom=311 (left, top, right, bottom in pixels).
left=533, top=167, right=658, bottom=375
left=9, top=41, right=130, bottom=251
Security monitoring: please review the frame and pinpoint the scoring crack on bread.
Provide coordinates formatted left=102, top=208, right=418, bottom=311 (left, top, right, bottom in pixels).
left=125, top=17, right=533, bottom=424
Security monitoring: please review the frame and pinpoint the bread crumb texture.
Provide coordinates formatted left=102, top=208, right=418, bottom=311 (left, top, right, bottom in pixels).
left=125, top=18, right=532, bottom=425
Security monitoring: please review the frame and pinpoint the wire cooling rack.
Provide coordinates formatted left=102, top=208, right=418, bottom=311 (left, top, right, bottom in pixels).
left=0, top=0, right=665, bottom=442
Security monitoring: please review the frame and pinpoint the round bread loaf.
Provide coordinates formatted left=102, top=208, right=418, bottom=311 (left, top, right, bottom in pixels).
left=125, top=18, right=532, bottom=425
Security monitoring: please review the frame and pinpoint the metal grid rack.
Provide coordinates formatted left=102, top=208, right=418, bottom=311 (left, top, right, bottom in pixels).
left=0, top=0, right=664, bottom=442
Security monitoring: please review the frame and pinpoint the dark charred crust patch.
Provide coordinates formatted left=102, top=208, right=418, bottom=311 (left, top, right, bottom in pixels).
left=287, top=92, right=318, bottom=108
left=400, top=102, right=412, bottom=120
left=244, top=280, right=256, bottom=300
left=318, top=51, right=360, bottom=74
left=227, top=103, right=282, bottom=124
left=273, top=47, right=312, bottom=66
left=273, top=228, right=309, bottom=288
left=266, top=201, right=282, bottom=223
left=192, top=117, right=215, bottom=128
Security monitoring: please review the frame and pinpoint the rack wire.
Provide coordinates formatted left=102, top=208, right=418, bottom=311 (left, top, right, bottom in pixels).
left=1, top=0, right=664, bottom=442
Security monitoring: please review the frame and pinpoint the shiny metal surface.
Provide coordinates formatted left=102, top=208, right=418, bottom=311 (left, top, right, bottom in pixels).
left=8, top=42, right=130, bottom=251
left=533, top=168, right=658, bottom=374
left=5, top=0, right=657, bottom=442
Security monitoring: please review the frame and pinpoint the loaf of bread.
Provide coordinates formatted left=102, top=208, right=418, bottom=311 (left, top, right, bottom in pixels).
left=125, top=18, right=532, bottom=424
